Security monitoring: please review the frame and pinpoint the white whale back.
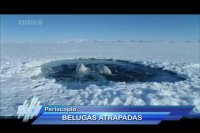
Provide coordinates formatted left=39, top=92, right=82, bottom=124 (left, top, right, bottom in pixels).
left=76, top=63, right=89, bottom=74
left=97, top=64, right=112, bottom=75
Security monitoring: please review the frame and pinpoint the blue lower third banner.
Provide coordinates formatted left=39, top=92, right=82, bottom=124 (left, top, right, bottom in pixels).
left=32, top=106, right=194, bottom=125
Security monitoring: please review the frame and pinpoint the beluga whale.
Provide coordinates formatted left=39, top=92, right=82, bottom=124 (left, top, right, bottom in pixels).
left=76, top=63, right=89, bottom=74
left=96, top=64, right=112, bottom=75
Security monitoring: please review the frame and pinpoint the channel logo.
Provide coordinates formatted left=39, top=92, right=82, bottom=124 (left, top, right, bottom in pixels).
left=17, top=96, right=42, bottom=122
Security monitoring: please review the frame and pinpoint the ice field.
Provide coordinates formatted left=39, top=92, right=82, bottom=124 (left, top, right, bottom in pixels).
left=0, top=41, right=200, bottom=116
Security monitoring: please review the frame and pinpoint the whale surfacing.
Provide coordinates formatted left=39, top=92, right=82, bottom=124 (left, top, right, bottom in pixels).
left=76, top=63, right=112, bottom=75
left=76, top=63, right=89, bottom=74
left=97, top=64, right=112, bottom=75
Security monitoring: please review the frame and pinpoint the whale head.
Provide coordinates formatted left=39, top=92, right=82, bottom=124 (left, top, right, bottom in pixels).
left=76, top=63, right=89, bottom=74
left=96, top=64, right=112, bottom=75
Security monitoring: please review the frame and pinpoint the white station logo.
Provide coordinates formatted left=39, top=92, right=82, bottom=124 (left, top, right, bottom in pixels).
left=17, top=96, right=42, bottom=122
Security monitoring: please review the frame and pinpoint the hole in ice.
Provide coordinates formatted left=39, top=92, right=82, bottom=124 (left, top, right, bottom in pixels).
left=41, top=59, right=186, bottom=89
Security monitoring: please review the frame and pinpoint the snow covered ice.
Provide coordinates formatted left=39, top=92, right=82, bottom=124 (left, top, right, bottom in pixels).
left=0, top=41, right=200, bottom=116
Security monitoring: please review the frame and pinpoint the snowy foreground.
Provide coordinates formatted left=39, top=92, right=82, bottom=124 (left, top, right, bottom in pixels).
left=0, top=42, right=200, bottom=116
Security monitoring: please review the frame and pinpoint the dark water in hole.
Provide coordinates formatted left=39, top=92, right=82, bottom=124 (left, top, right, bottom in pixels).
left=41, top=59, right=186, bottom=89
